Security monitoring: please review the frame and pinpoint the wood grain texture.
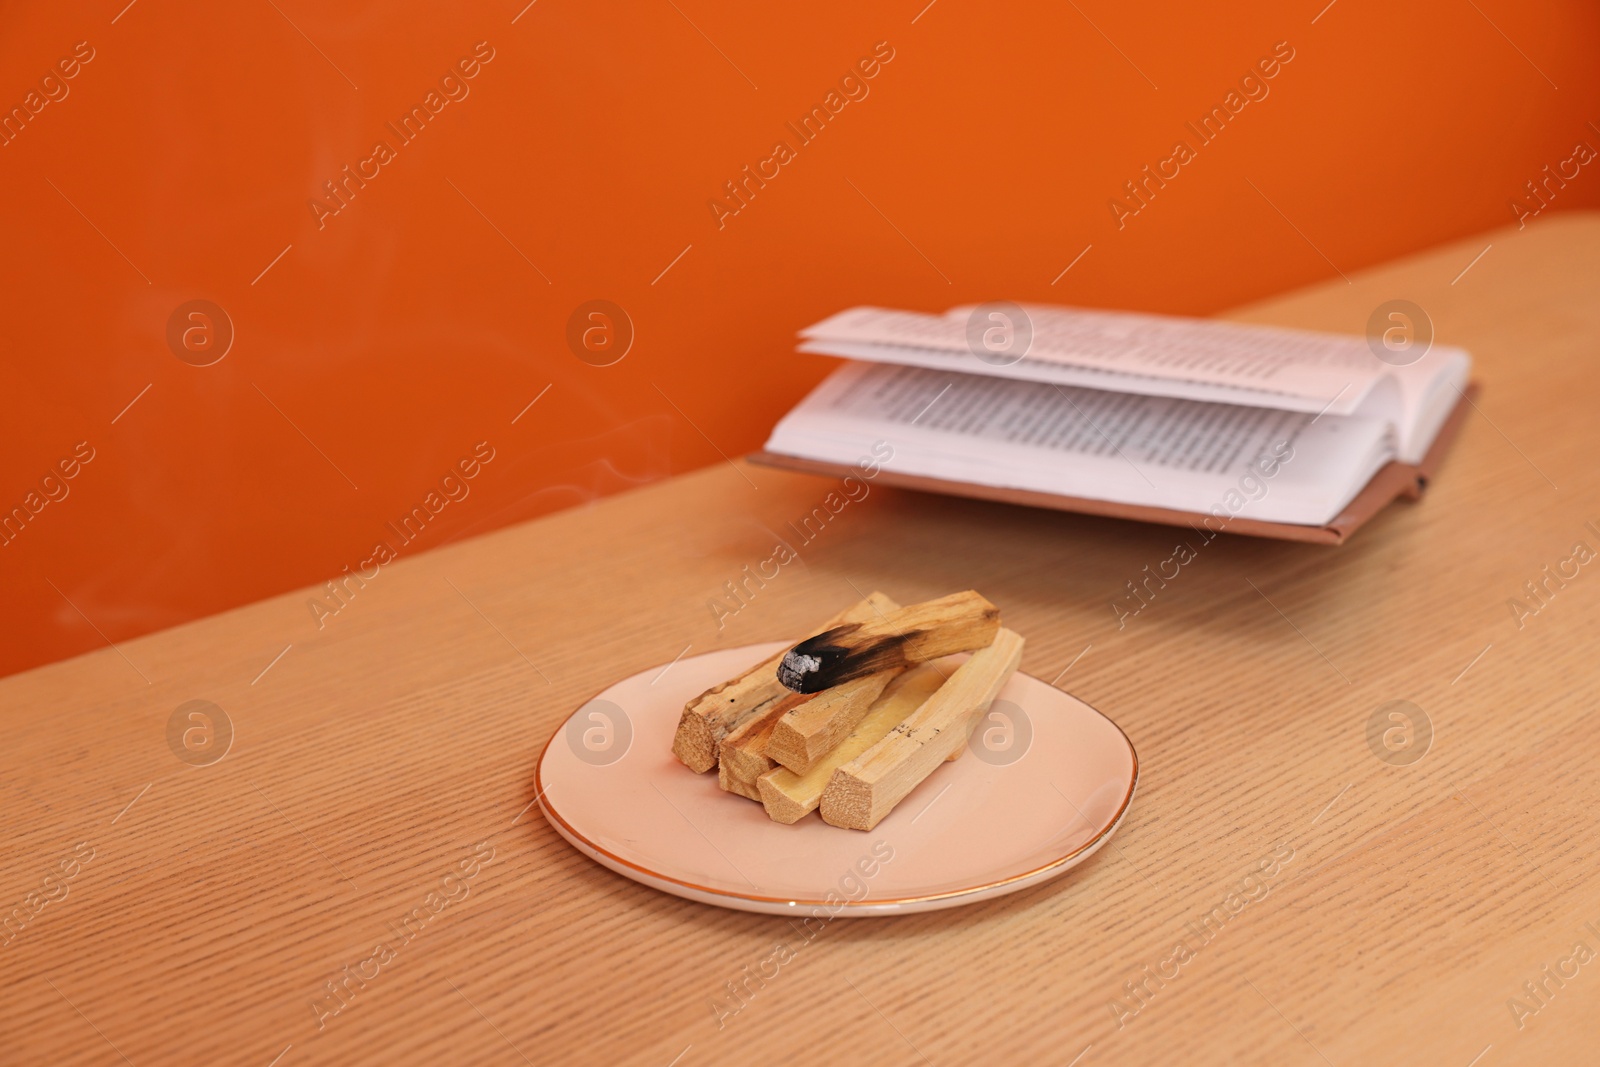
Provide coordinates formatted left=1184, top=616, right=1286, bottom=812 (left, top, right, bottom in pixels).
left=4, top=213, right=1600, bottom=1065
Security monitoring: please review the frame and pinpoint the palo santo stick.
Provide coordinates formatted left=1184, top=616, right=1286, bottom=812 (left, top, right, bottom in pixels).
left=776, top=590, right=1000, bottom=694
left=719, top=692, right=804, bottom=785
left=725, top=668, right=899, bottom=787
left=820, top=628, right=1024, bottom=831
left=766, top=669, right=903, bottom=774
left=757, top=665, right=948, bottom=824
left=718, top=761, right=763, bottom=802
left=671, top=592, right=899, bottom=772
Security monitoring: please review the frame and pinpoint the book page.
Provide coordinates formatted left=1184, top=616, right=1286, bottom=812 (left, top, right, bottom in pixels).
left=820, top=361, right=1307, bottom=470
left=799, top=339, right=1367, bottom=415
left=802, top=305, right=1387, bottom=415
left=766, top=363, right=1397, bottom=527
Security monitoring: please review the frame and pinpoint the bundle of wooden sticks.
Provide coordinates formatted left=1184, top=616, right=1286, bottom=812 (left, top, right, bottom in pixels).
left=671, top=591, right=1023, bottom=831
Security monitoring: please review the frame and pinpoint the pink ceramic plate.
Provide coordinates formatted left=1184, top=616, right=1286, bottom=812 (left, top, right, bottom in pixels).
left=537, top=642, right=1137, bottom=916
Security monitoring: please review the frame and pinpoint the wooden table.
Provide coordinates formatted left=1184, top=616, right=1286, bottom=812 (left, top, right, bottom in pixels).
left=6, top=214, right=1600, bottom=1066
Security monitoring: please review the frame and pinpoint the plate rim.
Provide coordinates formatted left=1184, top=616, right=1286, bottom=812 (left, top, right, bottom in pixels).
left=535, top=643, right=1140, bottom=914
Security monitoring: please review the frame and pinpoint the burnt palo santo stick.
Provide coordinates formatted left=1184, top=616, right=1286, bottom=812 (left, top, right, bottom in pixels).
left=820, top=628, right=1024, bottom=831
left=776, top=591, right=1000, bottom=694
left=670, top=592, right=900, bottom=773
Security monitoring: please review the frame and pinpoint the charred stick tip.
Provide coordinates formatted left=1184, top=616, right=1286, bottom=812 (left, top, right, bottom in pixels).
left=777, top=652, right=824, bottom=692
left=777, top=623, right=862, bottom=693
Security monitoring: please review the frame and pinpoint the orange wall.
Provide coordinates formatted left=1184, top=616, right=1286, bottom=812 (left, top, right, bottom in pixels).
left=3, top=0, right=1597, bottom=678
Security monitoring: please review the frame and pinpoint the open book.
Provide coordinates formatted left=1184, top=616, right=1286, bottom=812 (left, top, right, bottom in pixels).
left=754, top=305, right=1475, bottom=543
